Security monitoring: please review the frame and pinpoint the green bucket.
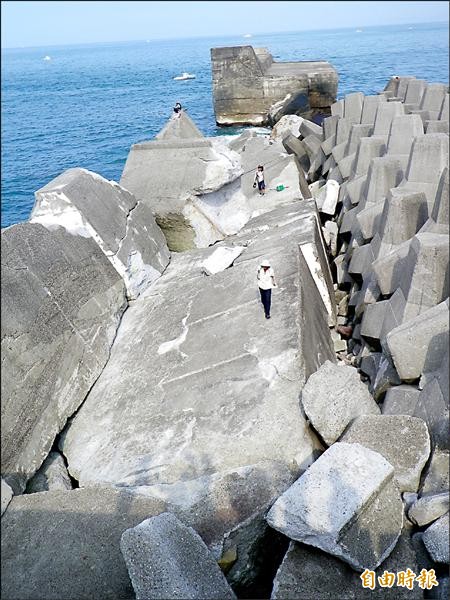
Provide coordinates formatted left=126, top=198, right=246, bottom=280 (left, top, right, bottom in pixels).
left=276, top=184, right=285, bottom=192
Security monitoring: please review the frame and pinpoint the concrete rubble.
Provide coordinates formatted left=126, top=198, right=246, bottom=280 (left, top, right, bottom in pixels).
left=121, top=113, right=307, bottom=250
left=120, top=512, right=236, bottom=599
left=422, top=512, right=449, bottom=564
left=300, top=360, right=379, bottom=445
left=26, top=451, right=72, bottom=493
left=266, top=442, right=404, bottom=571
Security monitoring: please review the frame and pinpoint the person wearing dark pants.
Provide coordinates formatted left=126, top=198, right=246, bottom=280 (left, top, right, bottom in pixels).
left=257, top=259, right=277, bottom=319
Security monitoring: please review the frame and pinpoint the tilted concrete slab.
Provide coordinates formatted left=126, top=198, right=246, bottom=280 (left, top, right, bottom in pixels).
left=120, top=513, right=236, bottom=600
left=61, top=201, right=332, bottom=506
left=1, top=223, right=127, bottom=493
left=31, top=168, right=170, bottom=299
left=266, top=442, right=403, bottom=571
left=121, top=127, right=304, bottom=251
left=0, top=487, right=167, bottom=600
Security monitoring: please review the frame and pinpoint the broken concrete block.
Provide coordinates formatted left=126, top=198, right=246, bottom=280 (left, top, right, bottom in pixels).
left=0, top=487, right=167, bottom=600
left=340, top=415, right=431, bottom=492
left=315, top=179, right=340, bottom=215
left=422, top=512, right=449, bottom=564
left=31, top=168, right=170, bottom=300
left=299, top=118, right=323, bottom=140
left=270, top=114, right=304, bottom=141
left=266, top=442, right=403, bottom=571
left=272, top=526, right=422, bottom=600
left=382, top=385, right=421, bottom=416
left=385, top=299, right=449, bottom=381
left=408, top=493, right=449, bottom=527
left=420, top=450, right=450, bottom=498
left=26, top=451, right=72, bottom=493
left=120, top=513, right=236, bottom=600
left=1, top=479, right=13, bottom=516
left=201, top=246, right=245, bottom=275
left=300, top=360, right=379, bottom=445
left=1, top=223, right=127, bottom=494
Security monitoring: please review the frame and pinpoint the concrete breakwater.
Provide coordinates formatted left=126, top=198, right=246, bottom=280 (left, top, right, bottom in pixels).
left=211, top=45, right=338, bottom=126
left=1, top=73, right=449, bottom=600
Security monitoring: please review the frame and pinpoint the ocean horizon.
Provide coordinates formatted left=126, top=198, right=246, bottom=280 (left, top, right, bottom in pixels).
left=2, top=20, right=449, bottom=228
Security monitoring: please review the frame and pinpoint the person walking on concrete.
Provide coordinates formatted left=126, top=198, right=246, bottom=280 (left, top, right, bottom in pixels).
left=253, top=165, right=266, bottom=196
left=173, top=101, right=182, bottom=116
left=257, top=259, right=277, bottom=319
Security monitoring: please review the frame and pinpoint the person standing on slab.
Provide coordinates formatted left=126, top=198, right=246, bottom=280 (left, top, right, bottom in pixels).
left=253, top=165, right=266, bottom=195
left=257, top=259, right=277, bottom=319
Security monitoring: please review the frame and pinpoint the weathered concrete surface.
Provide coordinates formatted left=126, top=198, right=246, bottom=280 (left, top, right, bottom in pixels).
left=1, top=223, right=127, bottom=493
left=384, top=299, right=449, bottom=381
left=382, top=385, right=421, bottom=415
left=271, top=526, right=422, bottom=599
left=121, top=124, right=305, bottom=251
left=408, top=492, right=449, bottom=526
left=422, top=512, right=449, bottom=564
left=1, top=479, right=13, bottom=516
left=266, top=442, right=403, bottom=571
left=420, top=450, right=450, bottom=497
left=120, top=513, right=236, bottom=599
left=26, top=451, right=72, bottom=493
left=300, top=360, right=379, bottom=446
left=0, top=487, right=167, bottom=600
left=211, top=46, right=338, bottom=126
left=340, top=415, right=431, bottom=492
left=31, top=168, right=170, bottom=299
left=61, top=202, right=331, bottom=518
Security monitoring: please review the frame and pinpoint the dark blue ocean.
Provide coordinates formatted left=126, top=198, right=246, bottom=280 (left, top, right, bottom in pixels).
left=1, top=22, right=449, bottom=228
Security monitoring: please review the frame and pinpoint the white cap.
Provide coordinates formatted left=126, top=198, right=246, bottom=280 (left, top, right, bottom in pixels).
left=260, top=259, right=271, bottom=267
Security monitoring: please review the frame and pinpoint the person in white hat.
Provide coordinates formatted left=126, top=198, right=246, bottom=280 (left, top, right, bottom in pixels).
left=257, top=259, right=277, bottom=319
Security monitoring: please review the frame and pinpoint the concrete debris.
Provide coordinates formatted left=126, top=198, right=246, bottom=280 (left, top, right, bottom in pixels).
left=120, top=512, right=236, bottom=599
left=300, top=360, right=379, bottom=446
left=266, top=442, right=403, bottom=571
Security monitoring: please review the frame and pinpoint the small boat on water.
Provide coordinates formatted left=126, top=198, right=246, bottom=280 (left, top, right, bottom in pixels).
left=43, top=55, right=51, bottom=61
left=173, top=72, right=196, bottom=81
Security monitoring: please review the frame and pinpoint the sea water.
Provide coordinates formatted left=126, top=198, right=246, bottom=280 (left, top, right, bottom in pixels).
left=1, top=22, right=448, bottom=228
